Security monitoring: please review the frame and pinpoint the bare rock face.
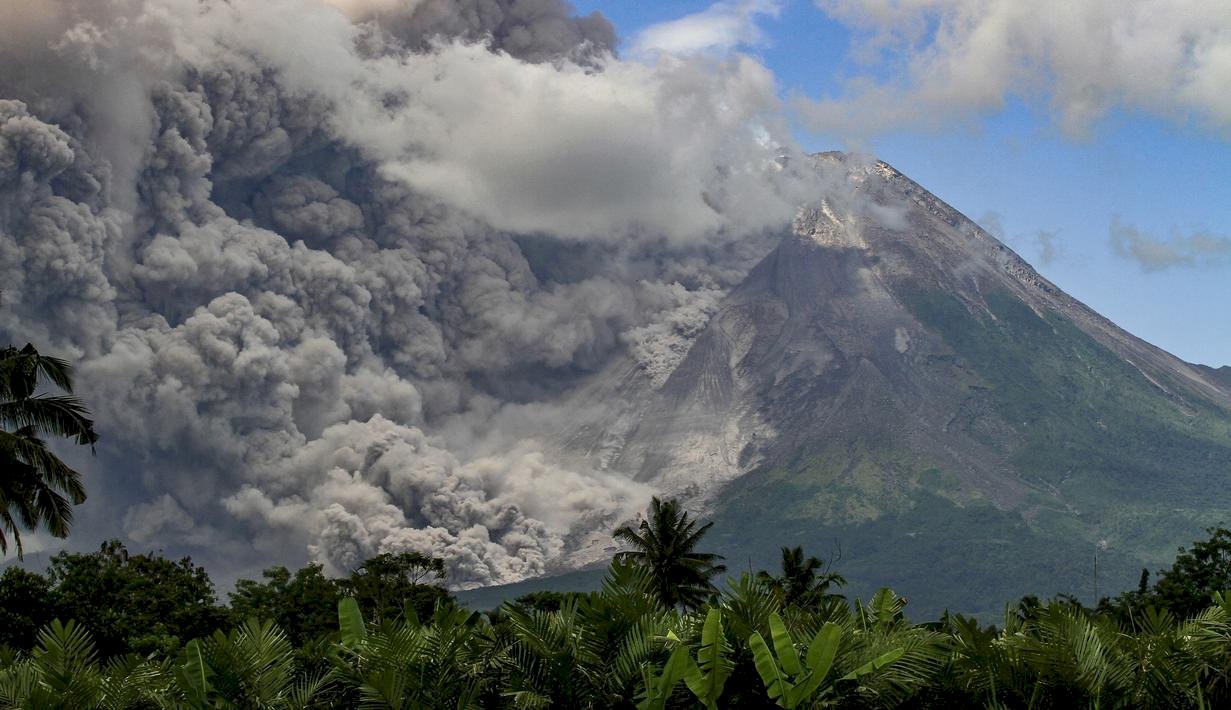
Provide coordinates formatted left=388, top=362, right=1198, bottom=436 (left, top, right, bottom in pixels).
left=554, top=153, right=1231, bottom=617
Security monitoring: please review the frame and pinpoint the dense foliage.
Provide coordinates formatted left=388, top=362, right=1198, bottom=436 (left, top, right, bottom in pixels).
left=1, top=511, right=1230, bottom=708
left=0, top=562, right=1230, bottom=708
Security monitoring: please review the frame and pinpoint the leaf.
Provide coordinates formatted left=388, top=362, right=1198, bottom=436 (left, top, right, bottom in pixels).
left=658, top=645, right=692, bottom=695
left=287, top=671, right=332, bottom=710
left=769, top=613, right=802, bottom=677
left=31, top=620, right=101, bottom=706
left=867, top=588, right=904, bottom=627
left=402, top=599, right=420, bottom=629
left=684, top=608, right=732, bottom=709
left=841, top=647, right=905, bottom=681
left=637, top=645, right=692, bottom=710
left=749, top=631, right=795, bottom=707
left=177, top=639, right=211, bottom=708
left=339, top=597, right=367, bottom=646
left=805, top=621, right=841, bottom=678
left=698, top=610, right=723, bottom=670
left=786, top=621, right=842, bottom=706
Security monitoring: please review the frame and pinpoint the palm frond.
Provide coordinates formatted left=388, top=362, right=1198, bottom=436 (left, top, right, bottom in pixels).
left=0, top=396, right=98, bottom=447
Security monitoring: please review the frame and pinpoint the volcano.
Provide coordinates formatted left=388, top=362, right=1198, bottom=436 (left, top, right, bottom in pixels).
left=530, top=153, right=1231, bottom=617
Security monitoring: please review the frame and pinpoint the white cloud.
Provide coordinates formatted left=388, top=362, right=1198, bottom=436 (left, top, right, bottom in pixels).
left=632, top=0, right=781, bottom=56
left=1110, top=218, right=1231, bottom=272
left=378, top=46, right=808, bottom=242
left=802, top=0, right=1231, bottom=137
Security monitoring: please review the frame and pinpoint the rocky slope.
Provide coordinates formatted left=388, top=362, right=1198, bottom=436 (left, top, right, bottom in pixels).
left=549, top=153, right=1231, bottom=617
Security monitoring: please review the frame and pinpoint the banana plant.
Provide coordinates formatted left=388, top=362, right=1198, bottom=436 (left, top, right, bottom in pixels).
left=169, top=638, right=211, bottom=709
left=749, top=612, right=904, bottom=708
left=635, top=636, right=691, bottom=710
left=681, top=608, right=732, bottom=710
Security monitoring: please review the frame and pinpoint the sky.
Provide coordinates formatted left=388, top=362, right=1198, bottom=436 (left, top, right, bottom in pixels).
left=577, top=0, right=1231, bottom=367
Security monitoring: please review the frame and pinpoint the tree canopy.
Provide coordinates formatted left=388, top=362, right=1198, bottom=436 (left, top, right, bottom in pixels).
left=47, top=539, right=228, bottom=657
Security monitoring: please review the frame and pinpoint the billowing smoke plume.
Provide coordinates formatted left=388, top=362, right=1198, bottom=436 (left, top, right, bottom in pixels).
left=327, top=0, right=617, bottom=65
left=0, top=0, right=821, bottom=585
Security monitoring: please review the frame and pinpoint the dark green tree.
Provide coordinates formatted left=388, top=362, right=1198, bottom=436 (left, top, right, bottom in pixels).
left=757, top=545, right=846, bottom=607
left=1150, top=526, right=1231, bottom=617
left=613, top=496, right=726, bottom=609
left=343, top=551, right=451, bottom=624
left=0, top=566, right=58, bottom=651
left=48, top=539, right=228, bottom=657
left=229, top=563, right=343, bottom=647
left=0, top=343, right=98, bottom=555
left=507, top=590, right=584, bottom=614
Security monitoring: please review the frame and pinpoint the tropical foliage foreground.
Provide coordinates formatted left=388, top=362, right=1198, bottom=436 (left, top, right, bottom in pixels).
left=0, top=554, right=1230, bottom=708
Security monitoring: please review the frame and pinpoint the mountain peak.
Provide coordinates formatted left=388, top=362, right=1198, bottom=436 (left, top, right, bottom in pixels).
left=558, top=156, right=1231, bottom=616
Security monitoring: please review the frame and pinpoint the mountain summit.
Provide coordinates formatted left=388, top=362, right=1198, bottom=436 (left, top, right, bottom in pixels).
left=557, top=153, right=1231, bottom=616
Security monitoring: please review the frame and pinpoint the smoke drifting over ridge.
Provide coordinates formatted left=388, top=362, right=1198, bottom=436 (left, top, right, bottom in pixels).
left=0, top=0, right=825, bottom=585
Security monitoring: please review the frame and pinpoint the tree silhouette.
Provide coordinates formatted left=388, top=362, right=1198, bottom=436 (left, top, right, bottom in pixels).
left=757, top=545, right=846, bottom=607
left=0, top=343, right=98, bottom=555
left=1150, top=527, right=1231, bottom=617
left=344, top=551, right=449, bottom=624
left=613, top=496, right=725, bottom=609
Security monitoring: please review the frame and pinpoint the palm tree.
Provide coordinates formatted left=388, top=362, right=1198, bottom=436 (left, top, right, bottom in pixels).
left=757, top=546, right=846, bottom=607
left=0, top=343, right=98, bottom=555
left=613, top=497, right=726, bottom=610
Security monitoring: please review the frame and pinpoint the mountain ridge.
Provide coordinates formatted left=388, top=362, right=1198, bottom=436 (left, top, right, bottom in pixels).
left=538, top=152, right=1231, bottom=617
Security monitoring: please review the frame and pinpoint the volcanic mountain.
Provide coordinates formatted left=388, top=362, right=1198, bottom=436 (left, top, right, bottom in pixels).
left=506, top=152, right=1231, bottom=617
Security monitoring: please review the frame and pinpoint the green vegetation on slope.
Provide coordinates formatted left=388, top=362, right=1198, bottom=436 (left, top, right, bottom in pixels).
left=903, top=288, right=1231, bottom=511
left=709, top=483, right=1141, bottom=621
left=904, top=287, right=1231, bottom=567
left=704, top=288, right=1231, bottom=619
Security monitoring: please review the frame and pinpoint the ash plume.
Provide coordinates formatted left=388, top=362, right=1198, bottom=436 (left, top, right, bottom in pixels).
left=0, top=0, right=823, bottom=585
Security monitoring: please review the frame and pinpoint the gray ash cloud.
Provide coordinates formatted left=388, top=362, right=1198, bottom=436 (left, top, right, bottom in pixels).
left=0, top=0, right=837, bottom=583
left=0, top=0, right=820, bottom=586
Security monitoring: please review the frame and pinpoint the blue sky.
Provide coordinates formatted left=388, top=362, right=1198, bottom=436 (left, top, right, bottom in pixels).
left=577, top=0, right=1231, bottom=367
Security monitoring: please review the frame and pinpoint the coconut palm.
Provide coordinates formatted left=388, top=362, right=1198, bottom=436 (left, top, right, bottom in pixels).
left=613, top=497, right=726, bottom=610
left=0, top=344, right=98, bottom=556
left=757, top=546, right=846, bottom=608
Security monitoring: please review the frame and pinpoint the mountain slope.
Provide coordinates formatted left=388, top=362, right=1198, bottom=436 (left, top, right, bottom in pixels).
left=556, top=153, right=1231, bottom=618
